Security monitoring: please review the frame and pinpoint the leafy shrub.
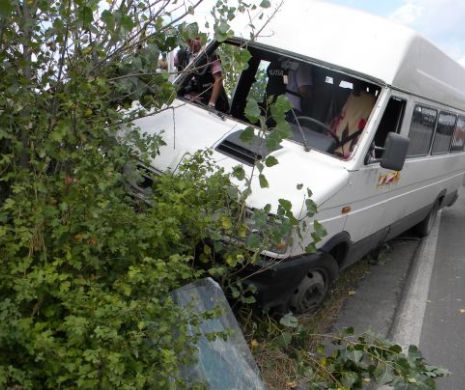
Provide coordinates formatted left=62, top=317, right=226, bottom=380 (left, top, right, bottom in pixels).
left=0, top=0, right=448, bottom=388
left=0, top=0, right=261, bottom=387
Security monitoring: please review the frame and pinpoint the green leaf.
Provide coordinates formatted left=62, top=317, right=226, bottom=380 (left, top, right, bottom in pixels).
left=241, top=295, right=256, bottom=304
left=230, top=286, right=240, bottom=299
left=305, top=243, right=317, bottom=253
left=79, top=6, right=93, bottom=27
left=232, top=165, right=245, bottom=180
left=239, top=126, right=254, bottom=143
left=265, top=129, right=283, bottom=150
left=341, top=371, right=358, bottom=387
left=351, top=349, right=363, bottom=363
left=264, top=155, right=279, bottom=167
left=238, top=49, right=252, bottom=65
left=0, top=0, right=13, bottom=17
left=305, top=198, right=317, bottom=217
left=260, top=0, right=271, bottom=8
left=101, top=10, right=115, bottom=28
left=313, top=221, right=327, bottom=237
left=408, top=344, right=421, bottom=360
left=258, top=174, right=269, bottom=188
left=389, top=344, right=403, bottom=354
left=270, top=95, right=292, bottom=121
left=214, top=20, right=231, bottom=42
left=278, top=198, right=292, bottom=212
left=343, top=326, right=354, bottom=335
left=279, top=312, right=299, bottom=328
left=274, top=120, right=291, bottom=139
left=374, top=365, right=394, bottom=385
left=246, top=233, right=261, bottom=248
left=217, top=20, right=230, bottom=34
left=120, top=14, right=135, bottom=30
left=278, top=331, right=293, bottom=348
left=244, top=98, right=261, bottom=123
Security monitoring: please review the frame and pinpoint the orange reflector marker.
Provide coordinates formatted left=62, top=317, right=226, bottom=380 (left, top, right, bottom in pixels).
left=274, top=241, right=288, bottom=252
left=341, top=206, right=351, bottom=214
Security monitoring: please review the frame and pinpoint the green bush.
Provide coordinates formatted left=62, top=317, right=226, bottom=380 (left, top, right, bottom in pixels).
left=0, top=1, right=259, bottom=387
left=0, top=1, right=449, bottom=388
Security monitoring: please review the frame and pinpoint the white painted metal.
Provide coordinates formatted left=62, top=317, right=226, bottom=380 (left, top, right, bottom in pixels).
left=250, top=2, right=465, bottom=111
left=133, top=2, right=465, bottom=261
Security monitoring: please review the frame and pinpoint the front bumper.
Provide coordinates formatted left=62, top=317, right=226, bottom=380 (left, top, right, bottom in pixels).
left=243, top=252, right=323, bottom=311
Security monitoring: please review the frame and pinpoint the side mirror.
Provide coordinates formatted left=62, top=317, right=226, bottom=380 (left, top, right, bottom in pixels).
left=380, top=132, right=409, bottom=171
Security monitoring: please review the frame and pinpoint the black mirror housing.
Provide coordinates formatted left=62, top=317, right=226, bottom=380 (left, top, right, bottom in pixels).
left=380, top=132, right=409, bottom=171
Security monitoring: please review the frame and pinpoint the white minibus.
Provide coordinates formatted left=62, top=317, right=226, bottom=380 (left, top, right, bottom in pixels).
left=131, top=2, right=465, bottom=313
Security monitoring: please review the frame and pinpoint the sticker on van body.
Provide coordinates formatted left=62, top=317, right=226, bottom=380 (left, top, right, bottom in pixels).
left=377, top=171, right=400, bottom=187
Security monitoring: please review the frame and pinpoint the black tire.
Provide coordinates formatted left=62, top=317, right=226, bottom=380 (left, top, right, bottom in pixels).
left=288, top=253, right=339, bottom=314
left=415, top=200, right=440, bottom=237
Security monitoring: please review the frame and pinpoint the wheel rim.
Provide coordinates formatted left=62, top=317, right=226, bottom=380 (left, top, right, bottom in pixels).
left=291, top=270, right=328, bottom=313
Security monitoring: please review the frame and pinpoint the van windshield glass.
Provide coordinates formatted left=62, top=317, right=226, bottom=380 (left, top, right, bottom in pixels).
left=175, top=40, right=380, bottom=160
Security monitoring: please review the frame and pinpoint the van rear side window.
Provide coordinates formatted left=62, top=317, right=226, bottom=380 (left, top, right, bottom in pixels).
left=407, top=105, right=437, bottom=157
left=451, top=116, right=465, bottom=152
left=431, top=112, right=456, bottom=154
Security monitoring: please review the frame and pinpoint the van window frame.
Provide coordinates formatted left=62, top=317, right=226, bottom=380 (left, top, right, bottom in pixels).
left=406, top=103, right=438, bottom=158
left=431, top=110, right=457, bottom=155
left=175, top=39, right=382, bottom=161
left=365, top=94, right=406, bottom=165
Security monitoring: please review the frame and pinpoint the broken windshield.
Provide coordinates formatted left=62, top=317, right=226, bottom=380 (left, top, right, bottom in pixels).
left=175, top=40, right=380, bottom=160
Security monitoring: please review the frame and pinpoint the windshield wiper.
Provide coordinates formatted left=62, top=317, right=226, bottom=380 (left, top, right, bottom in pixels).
left=289, top=109, right=310, bottom=152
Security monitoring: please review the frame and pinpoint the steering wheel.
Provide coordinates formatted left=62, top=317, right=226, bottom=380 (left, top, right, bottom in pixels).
left=295, top=116, right=340, bottom=144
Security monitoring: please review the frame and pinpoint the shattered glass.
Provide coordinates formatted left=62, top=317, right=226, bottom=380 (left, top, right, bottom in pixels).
left=172, top=278, right=266, bottom=389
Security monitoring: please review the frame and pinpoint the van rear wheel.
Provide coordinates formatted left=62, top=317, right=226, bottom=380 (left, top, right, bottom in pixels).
left=415, top=200, right=440, bottom=237
left=288, top=254, right=338, bottom=314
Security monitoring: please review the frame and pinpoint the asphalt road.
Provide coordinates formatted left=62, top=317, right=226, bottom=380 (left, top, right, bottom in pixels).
left=330, top=237, right=420, bottom=338
left=331, top=187, right=465, bottom=389
left=419, top=191, right=465, bottom=389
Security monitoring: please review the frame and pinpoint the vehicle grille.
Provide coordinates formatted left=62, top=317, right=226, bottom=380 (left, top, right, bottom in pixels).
left=215, top=130, right=281, bottom=166
left=216, top=140, right=261, bottom=166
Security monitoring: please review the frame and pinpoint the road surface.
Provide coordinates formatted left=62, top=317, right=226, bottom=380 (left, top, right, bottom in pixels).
left=331, top=187, right=465, bottom=389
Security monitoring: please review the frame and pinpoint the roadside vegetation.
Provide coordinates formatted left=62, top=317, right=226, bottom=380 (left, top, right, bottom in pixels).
left=0, top=0, right=447, bottom=388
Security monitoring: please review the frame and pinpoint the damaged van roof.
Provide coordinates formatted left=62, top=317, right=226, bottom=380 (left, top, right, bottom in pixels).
left=241, top=2, right=465, bottom=111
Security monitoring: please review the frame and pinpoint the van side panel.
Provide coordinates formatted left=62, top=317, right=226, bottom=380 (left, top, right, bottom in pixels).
left=383, top=155, right=465, bottom=231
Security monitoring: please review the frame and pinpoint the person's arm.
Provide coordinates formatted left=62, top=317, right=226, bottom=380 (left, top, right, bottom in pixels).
left=296, top=64, right=313, bottom=99
left=208, top=58, right=223, bottom=107
left=208, top=72, right=223, bottom=107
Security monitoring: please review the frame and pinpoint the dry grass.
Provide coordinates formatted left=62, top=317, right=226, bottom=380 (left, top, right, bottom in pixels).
left=255, top=345, right=299, bottom=390
left=250, top=256, right=374, bottom=389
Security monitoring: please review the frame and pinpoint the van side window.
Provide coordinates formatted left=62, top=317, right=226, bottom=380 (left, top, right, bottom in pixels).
left=366, top=96, right=405, bottom=163
left=407, top=105, right=437, bottom=157
left=431, top=112, right=456, bottom=154
left=451, top=116, right=465, bottom=152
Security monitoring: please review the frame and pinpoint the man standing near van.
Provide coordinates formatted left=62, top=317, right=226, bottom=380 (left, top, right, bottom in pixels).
left=285, top=61, right=313, bottom=115
left=266, top=59, right=313, bottom=117
left=175, top=38, right=227, bottom=111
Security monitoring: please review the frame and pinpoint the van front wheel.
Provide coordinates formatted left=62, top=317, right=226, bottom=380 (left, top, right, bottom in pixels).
left=288, top=254, right=338, bottom=314
left=415, top=200, right=440, bottom=237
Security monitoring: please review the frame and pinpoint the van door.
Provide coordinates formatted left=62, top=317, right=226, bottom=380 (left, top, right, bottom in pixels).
left=341, top=94, right=407, bottom=266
